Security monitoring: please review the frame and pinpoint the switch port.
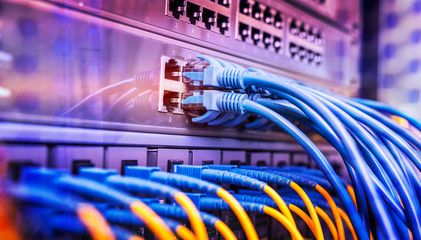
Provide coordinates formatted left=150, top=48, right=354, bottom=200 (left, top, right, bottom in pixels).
left=186, top=2, right=201, bottom=25
left=202, top=8, right=216, bottom=30
left=262, top=32, right=271, bottom=49
left=307, top=27, right=315, bottom=42
left=251, top=2, right=262, bottom=20
left=299, top=24, right=308, bottom=39
left=7, top=161, right=40, bottom=181
left=239, top=0, right=250, bottom=15
left=289, top=43, right=298, bottom=57
left=251, top=28, right=261, bottom=45
left=72, top=160, right=94, bottom=175
left=217, top=14, right=229, bottom=34
left=315, top=31, right=322, bottom=45
left=163, top=91, right=181, bottom=112
left=314, top=53, right=322, bottom=65
left=239, top=23, right=249, bottom=41
left=263, top=7, right=273, bottom=25
left=274, top=11, right=283, bottom=29
left=218, top=0, right=230, bottom=8
left=165, top=59, right=182, bottom=81
left=307, top=50, right=315, bottom=63
left=298, top=47, right=307, bottom=60
left=273, top=37, right=282, bottom=52
left=167, top=159, right=184, bottom=172
left=289, top=19, right=299, bottom=35
left=169, top=0, right=186, bottom=19
left=120, top=160, right=138, bottom=175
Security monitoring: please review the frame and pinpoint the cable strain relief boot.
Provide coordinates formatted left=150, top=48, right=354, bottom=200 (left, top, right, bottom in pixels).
left=134, top=69, right=159, bottom=91
left=217, top=92, right=246, bottom=114
left=217, top=68, right=247, bottom=89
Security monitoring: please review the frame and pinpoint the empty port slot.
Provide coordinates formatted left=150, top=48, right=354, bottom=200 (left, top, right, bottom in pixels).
left=299, top=24, right=308, bottom=39
left=163, top=91, right=181, bottom=112
left=165, top=59, right=182, bottom=81
left=239, top=23, right=249, bottom=41
left=277, top=161, right=286, bottom=167
left=263, top=7, right=273, bottom=25
left=298, top=47, right=307, bottom=60
left=202, top=160, right=214, bottom=165
left=262, top=32, right=271, bottom=49
left=186, top=2, right=201, bottom=24
left=289, top=19, right=299, bottom=35
left=251, top=28, right=261, bottom=45
left=218, top=0, right=230, bottom=8
left=7, top=161, right=40, bottom=181
left=256, top=160, right=268, bottom=166
left=251, top=2, right=262, bottom=20
left=307, top=50, right=315, bottom=63
left=230, top=160, right=243, bottom=166
left=202, top=8, right=216, bottom=30
left=217, top=14, right=229, bottom=34
left=72, top=160, right=94, bottom=175
left=274, top=11, right=283, bottom=29
left=169, top=0, right=186, bottom=19
left=314, top=53, right=322, bottom=65
left=239, top=0, right=250, bottom=15
left=120, top=160, right=138, bottom=175
left=167, top=159, right=184, bottom=172
left=273, top=37, right=282, bottom=52
left=289, top=43, right=298, bottom=57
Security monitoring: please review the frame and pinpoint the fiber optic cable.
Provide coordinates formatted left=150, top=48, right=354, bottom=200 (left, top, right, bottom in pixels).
left=219, top=167, right=323, bottom=239
left=289, top=204, right=317, bottom=238
left=198, top=197, right=304, bottom=240
left=23, top=171, right=178, bottom=240
left=339, top=208, right=357, bottom=240
left=79, top=169, right=207, bottom=240
left=316, top=207, right=338, bottom=240
left=176, top=166, right=298, bottom=232
left=125, top=166, right=258, bottom=240
left=77, top=204, right=117, bottom=240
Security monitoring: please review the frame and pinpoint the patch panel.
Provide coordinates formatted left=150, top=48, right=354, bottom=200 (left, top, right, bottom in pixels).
left=287, top=17, right=323, bottom=47
left=236, top=1, right=285, bottom=54
left=159, top=56, right=189, bottom=114
left=166, top=0, right=231, bottom=35
left=288, top=42, right=322, bottom=65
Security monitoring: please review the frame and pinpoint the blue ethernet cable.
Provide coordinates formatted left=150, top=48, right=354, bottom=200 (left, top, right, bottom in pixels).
left=255, top=90, right=371, bottom=233
left=352, top=98, right=421, bottom=132
left=182, top=89, right=371, bottom=240
left=257, top=94, right=405, bottom=230
left=308, top=90, right=421, bottom=238
left=310, top=89, right=421, bottom=174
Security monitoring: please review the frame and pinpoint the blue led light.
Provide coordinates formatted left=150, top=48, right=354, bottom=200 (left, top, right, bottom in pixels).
left=381, top=75, right=395, bottom=88
left=408, top=89, right=420, bottom=103
left=383, top=43, right=396, bottom=59
left=18, top=18, right=38, bottom=38
left=409, top=59, right=420, bottom=73
left=385, top=12, right=398, bottom=28
left=413, top=0, right=421, bottom=13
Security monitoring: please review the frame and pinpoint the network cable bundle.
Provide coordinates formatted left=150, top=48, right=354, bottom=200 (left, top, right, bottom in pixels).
left=0, top=0, right=420, bottom=240
left=2, top=53, right=421, bottom=240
